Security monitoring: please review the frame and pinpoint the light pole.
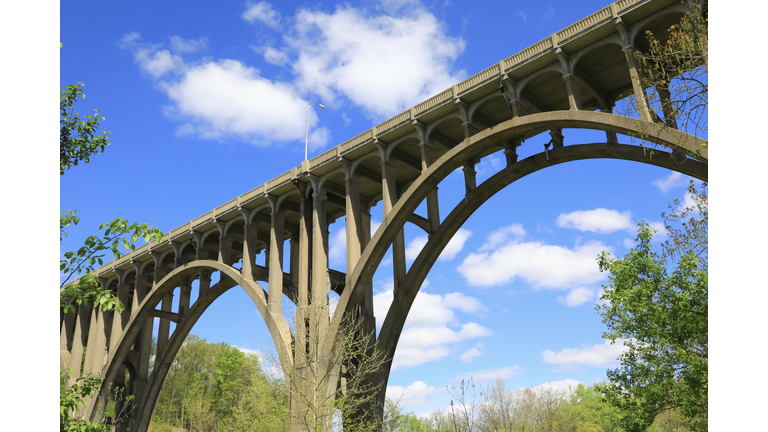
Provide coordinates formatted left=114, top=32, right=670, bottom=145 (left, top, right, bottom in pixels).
left=305, top=102, right=325, bottom=161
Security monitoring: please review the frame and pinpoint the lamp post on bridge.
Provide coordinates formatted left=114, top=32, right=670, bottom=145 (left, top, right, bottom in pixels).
left=305, top=102, right=325, bottom=161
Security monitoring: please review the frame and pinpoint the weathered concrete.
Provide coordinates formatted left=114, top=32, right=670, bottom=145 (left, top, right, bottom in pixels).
left=59, top=1, right=707, bottom=430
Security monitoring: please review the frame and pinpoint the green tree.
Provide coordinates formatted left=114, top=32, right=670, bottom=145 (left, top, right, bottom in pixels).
left=596, top=183, right=708, bottom=431
left=60, top=82, right=111, bottom=175
left=60, top=82, right=163, bottom=430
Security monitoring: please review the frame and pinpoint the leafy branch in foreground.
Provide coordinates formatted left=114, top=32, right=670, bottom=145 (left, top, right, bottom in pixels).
left=595, top=182, right=707, bottom=431
left=60, top=214, right=163, bottom=314
left=61, top=82, right=111, bottom=175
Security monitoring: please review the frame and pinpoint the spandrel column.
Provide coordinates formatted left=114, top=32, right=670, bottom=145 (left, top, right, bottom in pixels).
left=268, top=208, right=285, bottom=316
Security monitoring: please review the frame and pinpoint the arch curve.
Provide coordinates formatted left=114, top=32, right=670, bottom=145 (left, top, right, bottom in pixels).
left=87, top=260, right=293, bottom=425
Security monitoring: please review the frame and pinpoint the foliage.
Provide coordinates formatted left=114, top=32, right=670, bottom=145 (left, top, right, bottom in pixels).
left=151, top=334, right=290, bottom=431
left=263, top=299, right=388, bottom=432
left=60, top=215, right=163, bottom=314
left=60, top=83, right=111, bottom=175
left=60, top=369, right=111, bottom=432
left=634, top=1, right=708, bottom=137
left=595, top=182, right=708, bottom=431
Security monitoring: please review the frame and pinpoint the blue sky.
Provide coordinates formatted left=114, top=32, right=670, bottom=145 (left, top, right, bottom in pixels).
left=30, top=0, right=751, bottom=425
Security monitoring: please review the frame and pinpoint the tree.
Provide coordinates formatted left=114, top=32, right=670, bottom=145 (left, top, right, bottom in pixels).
left=595, top=182, right=708, bottom=431
left=60, top=82, right=111, bottom=175
left=264, top=298, right=388, bottom=432
left=60, top=82, right=163, bottom=430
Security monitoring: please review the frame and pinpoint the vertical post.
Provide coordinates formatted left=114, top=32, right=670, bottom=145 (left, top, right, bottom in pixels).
left=463, top=161, right=477, bottom=195
left=242, top=223, right=258, bottom=281
left=419, top=141, right=440, bottom=234
left=66, top=303, right=90, bottom=387
left=380, top=159, right=406, bottom=290
left=623, top=45, right=652, bottom=122
left=657, top=84, right=678, bottom=129
left=344, top=169, right=362, bottom=273
left=562, top=74, right=582, bottom=110
left=109, top=275, right=130, bottom=353
left=268, top=207, right=285, bottom=316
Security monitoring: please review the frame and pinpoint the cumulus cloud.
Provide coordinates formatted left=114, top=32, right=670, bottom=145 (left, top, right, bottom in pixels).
left=441, top=228, right=472, bottom=261
left=236, top=346, right=283, bottom=378
left=556, top=208, right=633, bottom=234
left=457, top=238, right=611, bottom=289
left=459, top=342, right=484, bottom=363
left=395, top=323, right=493, bottom=370
left=373, top=286, right=491, bottom=370
left=479, top=224, right=525, bottom=251
left=242, top=1, right=281, bottom=27
left=386, top=381, right=441, bottom=405
left=264, top=47, right=290, bottom=65
left=452, top=366, right=523, bottom=382
left=405, top=228, right=471, bottom=262
left=119, top=33, right=330, bottom=147
left=541, top=340, right=629, bottom=372
left=288, top=6, right=466, bottom=118
left=653, top=171, right=688, bottom=192
left=557, top=287, right=596, bottom=307
left=161, top=60, right=329, bottom=146
left=169, top=36, right=208, bottom=53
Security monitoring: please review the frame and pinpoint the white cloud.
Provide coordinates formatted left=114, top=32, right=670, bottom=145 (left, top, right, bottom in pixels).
left=242, top=1, right=281, bottom=27
left=440, top=228, right=471, bottom=261
left=557, top=287, right=596, bottom=307
left=534, top=379, right=583, bottom=394
left=541, top=340, right=629, bottom=372
left=160, top=59, right=329, bottom=146
left=623, top=237, right=634, bottom=248
left=652, top=171, right=687, bottom=193
left=459, top=342, right=484, bottom=363
left=517, top=11, right=527, bottom=23
left=556, top=208, right=633, bottom=234
left=457, top=239, right=610, bottom=289
left=289, top=6, right=466, bottom=118
left=264, top=47, right=290, bottom=65
left=404, top=228, right=471, bottom=262
left=119, top=33, right=330, bottom=147
left=405, top=235, right=428, bottom=263
left=373, top=287, right=491, bottom=370
left=169, top=36, right=208, bottom=53
left=452, top=365, right=523, bottom=382
left=479, top=224, right=525, bottom=251
left=386, top=381, right=441, bottom=405
left=394, top=322, right=492, bottom=370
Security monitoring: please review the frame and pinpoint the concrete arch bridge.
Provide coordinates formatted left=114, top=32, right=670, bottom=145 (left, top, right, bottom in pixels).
left=60, top=0, right=707, bottom=430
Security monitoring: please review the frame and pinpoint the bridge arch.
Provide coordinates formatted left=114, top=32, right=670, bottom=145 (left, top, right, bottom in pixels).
left=330, top=111, right=706, bottom=408
left=87, top=260, right=293, bottom=429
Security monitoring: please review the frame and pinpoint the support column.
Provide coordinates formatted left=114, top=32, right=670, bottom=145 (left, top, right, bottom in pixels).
left=130, top=269, right=153, bottom=431
left=311, top=190, right=330, bottom=306
left=418, top=141, right=441, bottom=234
left=345, top=175, right=363, bottom=273
left=296, top=191, right=312, bottom=365
left=178, top=281, right=192, bottom=318
left=562, top=74, right=582, bottom=110
left=463, top=161, right=477, bottom=195
left=380, top=160, right=406, bottom=290
left=218, top=235, right=233, bottom=266
left=657, top=84, right=678, bottom=129
left=503, top=137, right=522, bottom=166
left=602, top=104, right=620, bottom=145
left=66, top=303, right=90, bottom=387
left=242, top=224, right=258, bottom=281
left=60, top=307, right=75, bottom=357
left=198, top=271, right=211, bottom=301
left=268, top=208, right=285, bottom=316
left=83, top=300, right=107, bottom=375
left=623, top=45, right=652, bottom=122
left=109, top=277, right=130, bottom=353
left=151, top=257, right=171, bottom=365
